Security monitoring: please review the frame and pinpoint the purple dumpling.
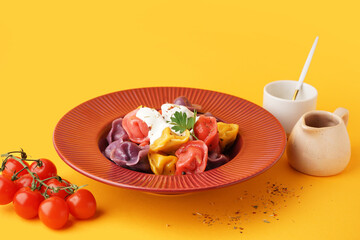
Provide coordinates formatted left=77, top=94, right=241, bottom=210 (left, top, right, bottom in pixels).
left=105, top=140, right=151, bottom=173
left=107, top=118, right=129, bottom=144
left=173, top=96, right=202, bottom=112
left=206, top=151, right=229, bottom=170
left=174, top=96, right=192, bottom=107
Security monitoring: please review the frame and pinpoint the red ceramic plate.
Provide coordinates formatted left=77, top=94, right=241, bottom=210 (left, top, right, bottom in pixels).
left=53, top=87, right=286, bottom=194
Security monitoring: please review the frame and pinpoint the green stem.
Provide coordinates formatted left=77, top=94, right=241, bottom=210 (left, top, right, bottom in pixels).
left=2, top=152, right=79, bottom=198
left=6, top=155, right=36, bottom=179
left=43, top=186, right=50, bottom=198
left=42, top=176, right=60, bottom=182
left=10, top=167, right=28, bottom=181
left=5, top=150, right=24, bottom=155
left=22, top=159, right=41, bottom=162
left=7, top=155, right=43, bottom=191
left=191, top=132, right=199, bottom=140
left=0, top=156, right=10, bottom=172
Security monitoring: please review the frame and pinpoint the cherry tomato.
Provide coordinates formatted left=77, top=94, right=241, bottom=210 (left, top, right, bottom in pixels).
left=41, top=178, right=71, bottom=199
left=14, top=174, right=33, bottom=189
left=13, top=187, right=44, bottom=219
left=14, top=174, right=41, bottom=190
left=0, top=175, right=18, bottom=205
left=39, top=196, right=69, bottom=229
left=29, top=159, right=57, bottom=180
left=2, top=157, right=29, bottom=180
left=66, top=189, right=97, bottom=219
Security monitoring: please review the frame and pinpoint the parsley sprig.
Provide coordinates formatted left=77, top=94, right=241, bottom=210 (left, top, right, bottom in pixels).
left=169, top=110, right=198, bottom=140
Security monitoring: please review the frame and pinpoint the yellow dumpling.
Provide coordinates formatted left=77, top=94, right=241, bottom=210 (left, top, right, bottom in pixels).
left=217, top=122, right=239, bottom=150
left=148, top=152, right=178, bottom=175
left=150, top=127, right=190, bottom=154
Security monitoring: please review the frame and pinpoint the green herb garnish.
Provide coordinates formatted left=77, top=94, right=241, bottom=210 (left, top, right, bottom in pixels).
left=169, top=110, right=198, bottom=140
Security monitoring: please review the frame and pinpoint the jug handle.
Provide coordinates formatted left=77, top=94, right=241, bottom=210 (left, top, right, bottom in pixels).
left=334, top=108, right=349, bottom=127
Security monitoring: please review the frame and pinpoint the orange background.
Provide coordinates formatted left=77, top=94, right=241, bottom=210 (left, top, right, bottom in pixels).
left=0, top=1, right=359, bottom=239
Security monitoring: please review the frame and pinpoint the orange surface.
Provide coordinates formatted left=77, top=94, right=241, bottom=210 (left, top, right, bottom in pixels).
left=1, top=1, right=360, bottom=239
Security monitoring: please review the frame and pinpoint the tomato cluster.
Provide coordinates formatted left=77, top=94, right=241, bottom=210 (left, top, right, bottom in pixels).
left=0, top=153, right=97, bottom=229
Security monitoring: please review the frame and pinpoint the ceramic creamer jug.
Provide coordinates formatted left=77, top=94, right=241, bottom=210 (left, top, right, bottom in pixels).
left=287, top=108, right=351, bottom=176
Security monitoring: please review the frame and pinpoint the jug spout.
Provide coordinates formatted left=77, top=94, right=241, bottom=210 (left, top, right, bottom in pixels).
left=300, top=115, right=314, bottom=133
left=333, top=108, right=349, bottom=127
left=300, top=110, right=342, bottom=132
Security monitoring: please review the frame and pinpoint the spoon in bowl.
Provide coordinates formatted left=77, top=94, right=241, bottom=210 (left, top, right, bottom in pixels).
left=292, top=36, right=319, bottom=100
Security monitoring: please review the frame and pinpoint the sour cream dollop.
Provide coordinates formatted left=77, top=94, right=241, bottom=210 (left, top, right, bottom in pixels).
left=161, top=104, right=195, bottom=123
left=136, top=107, right=169, bottom=145
left=136, top=104, right=198, bottom=144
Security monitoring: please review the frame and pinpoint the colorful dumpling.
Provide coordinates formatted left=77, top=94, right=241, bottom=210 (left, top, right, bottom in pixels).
left=122, top=109, right=150, bottom=145
left=173, top=96, right=201, bottom=112
left=175, top=140, right=208, bottom=175
left=106, top=118, right=129, bottom=144
left=150, top=127, right=190, bottom=154
left=105, top=140, right=151, bottom=173
left=173, top=96, right=192, bottom=108
left=217, top=122, right=239, bottom=151
left=148, top=152, right=178, bottom=175
left=194, top=115, right=220, bottom=152
left=206, top=151, right=229, bottom=170
left=202, top=112, right=225, bottom=123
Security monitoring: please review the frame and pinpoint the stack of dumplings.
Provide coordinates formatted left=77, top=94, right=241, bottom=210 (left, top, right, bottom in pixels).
left=104, top=97, right=239, bottom=175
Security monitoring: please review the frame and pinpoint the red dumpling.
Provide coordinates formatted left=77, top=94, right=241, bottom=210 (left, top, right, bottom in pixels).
left=194, top=115, right=220, bottom=152
left=175, top=140, right=208, bottom=175
left=122, top=109, right=150, bottom=145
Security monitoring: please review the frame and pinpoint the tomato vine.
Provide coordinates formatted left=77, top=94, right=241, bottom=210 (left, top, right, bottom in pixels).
left=1, top=150, right=84, bottom=199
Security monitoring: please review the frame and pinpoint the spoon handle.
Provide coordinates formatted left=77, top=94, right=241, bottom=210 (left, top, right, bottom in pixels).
left=292, top=36, right=319, bottom=100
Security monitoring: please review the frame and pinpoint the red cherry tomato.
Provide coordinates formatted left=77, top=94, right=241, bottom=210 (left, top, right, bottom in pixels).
left=41, top=178, right=71, bottom=199
left=194, top=115, right=220, bottom=152
left=13, top=187, right=44, bottom=219
left=0, top=175, right=18, bottom=205
left=29, top=159, right=57, bottom=180
left=39, top=196, right=69, bottom=229
left=2, top=157, right=29, bottom=180
left=14, top=174, right=35, bottom=190
left=66, top=189, right=97, bottom=219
